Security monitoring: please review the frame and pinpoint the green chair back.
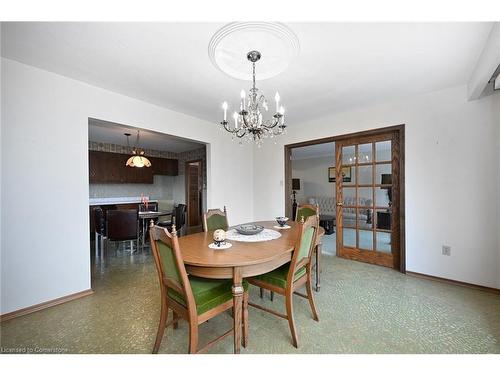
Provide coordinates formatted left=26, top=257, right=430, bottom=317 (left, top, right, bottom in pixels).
left=287, top=214, right=319, bottom=282
left=149, top=224, right=192, bottom=303
left=206, top=214, right=228, bottom=231
left=297, top=226, right=316, bottom=261
left=296, top=204, right=319, bottom=222
left=203, top=207, right=228, bottom=232
left=156, top=240, right=182, bottom=284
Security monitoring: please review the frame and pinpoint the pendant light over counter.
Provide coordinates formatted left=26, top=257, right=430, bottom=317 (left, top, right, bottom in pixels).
left=124, top=131, right=151, bottom=168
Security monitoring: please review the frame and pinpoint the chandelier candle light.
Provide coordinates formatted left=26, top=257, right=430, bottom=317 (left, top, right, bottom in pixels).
left=220, top=51, right=286, bottom=146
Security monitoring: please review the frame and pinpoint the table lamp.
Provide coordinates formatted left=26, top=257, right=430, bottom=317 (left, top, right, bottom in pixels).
left=292, top=178, right=301, bottom=220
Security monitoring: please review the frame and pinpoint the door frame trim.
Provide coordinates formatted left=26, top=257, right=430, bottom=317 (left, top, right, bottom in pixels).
left=185, top=159, right=203, bottom=228
left=284, top=124, right=405, bottom=272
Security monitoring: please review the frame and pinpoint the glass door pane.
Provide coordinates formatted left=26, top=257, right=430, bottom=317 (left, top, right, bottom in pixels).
left=343, top=228, right=356, bottom=247
left=375, top=163, right=391, bottom=185
left=359, top=229, right=373, bottom=250
left=375, top=187, right=391, bottom=208
left=358, top=165, right=372, bottom=185
left=358, top=143, right=373, bottom=163
left=376, top=140, right=391, bottom=162
left=342, top=145, right=356, bottom=165
left=358, top=187, right=373, bottom=206
left=376, top=231, right=391, bottom=253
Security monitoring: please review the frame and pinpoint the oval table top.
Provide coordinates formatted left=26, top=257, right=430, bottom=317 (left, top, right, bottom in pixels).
left=178, top=221, right=299, bottom=268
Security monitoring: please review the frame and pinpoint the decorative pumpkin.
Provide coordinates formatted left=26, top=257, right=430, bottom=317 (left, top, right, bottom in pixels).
left=213, top=229, right=226, bottom=242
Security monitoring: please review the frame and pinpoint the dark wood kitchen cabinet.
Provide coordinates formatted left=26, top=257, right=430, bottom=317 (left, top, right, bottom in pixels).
left=89, top=151, right=178, bottom=184
left=151, top=157, right=178, bottom=176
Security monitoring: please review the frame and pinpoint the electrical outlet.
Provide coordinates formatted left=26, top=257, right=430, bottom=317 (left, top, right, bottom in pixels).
left=442, top=245, right=451, bottom=256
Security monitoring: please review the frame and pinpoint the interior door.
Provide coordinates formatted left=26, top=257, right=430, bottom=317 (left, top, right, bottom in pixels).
left=187, top=161, right=201, bottom=227
left=335, top=131, right=401, bottom=269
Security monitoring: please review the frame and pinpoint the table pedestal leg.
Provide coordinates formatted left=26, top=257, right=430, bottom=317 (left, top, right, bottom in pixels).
left=232, top=268, right=243, bottom=354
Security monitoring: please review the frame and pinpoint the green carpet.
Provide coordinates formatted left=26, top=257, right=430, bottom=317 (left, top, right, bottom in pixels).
left=1, top=250, right=499, bottom=354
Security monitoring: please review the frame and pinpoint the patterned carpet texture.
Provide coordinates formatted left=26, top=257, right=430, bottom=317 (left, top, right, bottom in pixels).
left=1, top=251, right=499, bottom=354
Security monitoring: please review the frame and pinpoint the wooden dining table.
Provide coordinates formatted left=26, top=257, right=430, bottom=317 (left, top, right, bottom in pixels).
left=177, top=220, right=324, bottom=354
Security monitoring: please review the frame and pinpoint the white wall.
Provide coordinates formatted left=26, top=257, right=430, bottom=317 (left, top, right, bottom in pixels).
left=292, top=156, right=335, bottom=204
left=495, top=92, right=500, bottom=288
left=254, top=84, right=500, bottom=289
left=0, top=29, right=2, bottom=282
left=0, top=58, right=254, bottom=314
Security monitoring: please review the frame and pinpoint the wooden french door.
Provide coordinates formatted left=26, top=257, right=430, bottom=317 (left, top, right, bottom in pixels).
left=335, top=130, right=402, bottom=269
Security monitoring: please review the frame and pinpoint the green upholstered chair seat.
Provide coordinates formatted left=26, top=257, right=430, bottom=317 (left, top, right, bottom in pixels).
left=252, top=263, right=306, bottom=289
left=168, top=277, right=249, bottom=315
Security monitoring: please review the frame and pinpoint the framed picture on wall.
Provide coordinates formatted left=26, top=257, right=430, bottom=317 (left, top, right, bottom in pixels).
left=328, top=166, right=351, bottom=183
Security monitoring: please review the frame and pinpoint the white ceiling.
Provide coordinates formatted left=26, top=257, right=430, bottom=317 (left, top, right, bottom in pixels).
left=1, top=22, right=493, bottom=125
left=88, top=118, right=204, bottom=153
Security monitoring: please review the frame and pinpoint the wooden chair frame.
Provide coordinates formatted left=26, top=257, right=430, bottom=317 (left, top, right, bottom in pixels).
left=248, top=215, right=320, bottom=348
left=149, top=221, right=248, bottom=354
left=202, top=206, right=228, bottom=232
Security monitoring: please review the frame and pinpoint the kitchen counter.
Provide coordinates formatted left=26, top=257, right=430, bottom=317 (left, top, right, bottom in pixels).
left=89, top=196, right=158, bottom=206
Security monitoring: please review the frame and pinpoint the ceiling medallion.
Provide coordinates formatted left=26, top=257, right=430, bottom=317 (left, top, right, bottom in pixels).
left=211, top=22, right=298, bottom=146
left=208, top=22, right=300, bottom=80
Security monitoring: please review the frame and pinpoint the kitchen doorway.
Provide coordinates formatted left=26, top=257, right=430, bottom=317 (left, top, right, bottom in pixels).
left=185, top=159, right=203, bottom=232
left=87, top=118, right=207, bottom=289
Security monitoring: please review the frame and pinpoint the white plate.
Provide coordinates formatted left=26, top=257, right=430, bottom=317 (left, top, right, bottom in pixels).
left=208, top=242, right=233, bottom=250
left=273, top=225, right=291, bottom=229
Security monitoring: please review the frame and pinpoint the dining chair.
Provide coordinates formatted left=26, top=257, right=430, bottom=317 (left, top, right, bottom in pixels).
left=263, top=204, right=322, bottom=298
left=93, top=207, right=106, bottom=258
left=296, top=203, right=323, bottom=292
left=106, top=209, right=139, bottom=255
left=202, top=206, right=228, bottom=232
left=149, top=222, right=249, bottom=354
left=158, top=204, right=187, bottom=236
left=247, top=215, right=320, bottom=348
left=157, top=199, right=173, bottom=213
left=139, top=202, right=158, bottom=212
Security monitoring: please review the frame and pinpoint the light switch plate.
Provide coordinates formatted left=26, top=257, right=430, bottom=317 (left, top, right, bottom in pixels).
left=442, top=245, right=451, bottom=256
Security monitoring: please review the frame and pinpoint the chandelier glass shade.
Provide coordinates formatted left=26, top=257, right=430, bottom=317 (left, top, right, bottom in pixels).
left=220, top=51, right=286, bottom=146
left=124, top=131, right=151, bottom=168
